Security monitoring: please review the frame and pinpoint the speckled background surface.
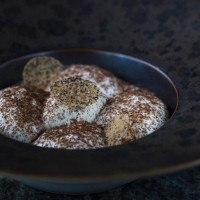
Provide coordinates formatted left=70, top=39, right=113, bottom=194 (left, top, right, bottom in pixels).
left=0, top=0, right=200, bottom=199
left=1, top=166, right=200, bottom=200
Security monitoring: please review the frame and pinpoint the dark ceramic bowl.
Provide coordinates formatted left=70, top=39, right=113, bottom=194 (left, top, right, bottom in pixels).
left=0, top=49, right=198, bottom=194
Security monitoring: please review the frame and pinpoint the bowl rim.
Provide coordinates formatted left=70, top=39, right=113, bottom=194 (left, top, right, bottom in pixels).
left=0, top=48, right=198, bottom=182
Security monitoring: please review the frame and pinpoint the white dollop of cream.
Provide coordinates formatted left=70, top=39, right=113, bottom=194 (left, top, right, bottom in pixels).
left=0, top=88, right=44, bottom=143
left=43, top=95, right=107, bottom=129
left=96, top=93, right=168, bottom=138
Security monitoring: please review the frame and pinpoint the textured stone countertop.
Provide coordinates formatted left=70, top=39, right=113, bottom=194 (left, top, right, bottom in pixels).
left=1, top=166, right=200, bottom=199
left=0, top=0, right=200, bottom=199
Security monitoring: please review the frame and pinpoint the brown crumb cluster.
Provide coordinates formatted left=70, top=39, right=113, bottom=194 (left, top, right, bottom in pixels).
left=33, top=121, right=106, bottom=149
left=46, top=64, right=122, bottom=97
left=0, top=85, right=49, bottom=142
left=50, top=77, right=101, bottom=109
left=104, top=114, right=135, bottom=146
left=23, top=56, right=64, bottom=90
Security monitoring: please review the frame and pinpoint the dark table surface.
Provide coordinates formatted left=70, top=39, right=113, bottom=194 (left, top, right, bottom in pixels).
left=0, top=0, right=200, bottom=199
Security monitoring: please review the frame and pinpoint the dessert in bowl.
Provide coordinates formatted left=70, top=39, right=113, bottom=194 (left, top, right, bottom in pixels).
left=0, top=56, right=168, bottom=149
left=0, top=49, right=182, bottom=194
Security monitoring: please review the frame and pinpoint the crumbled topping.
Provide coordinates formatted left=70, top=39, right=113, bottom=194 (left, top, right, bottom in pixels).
left=105, top=114, right=135, bottom=146
left=46, top=64, right=122, bottom=98
left=50, top=77, right=101, bottom=109
left=23, top=56, right=64, bottom=90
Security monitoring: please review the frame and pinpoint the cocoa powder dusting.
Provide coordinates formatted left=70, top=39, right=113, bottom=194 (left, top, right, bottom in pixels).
left=33, top=121, right=106, bottom=149
left=97, top=89, right=168, bottom=139
left=0, top=85, right=49, bottom=142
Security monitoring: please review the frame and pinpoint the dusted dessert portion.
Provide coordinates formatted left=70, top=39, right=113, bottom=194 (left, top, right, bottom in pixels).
left=43, top=77, right=107, bottom=129
left=0, top=55, right=169, bottom=149
left=0, top=85, right=48, bottom=143
left=46, top=64, right=122, bottom=98
left=23, top=56, right=64, bottom=90
left=33, top=121, right=106, bottom=149
left=96, top=89, right=168, bottom=145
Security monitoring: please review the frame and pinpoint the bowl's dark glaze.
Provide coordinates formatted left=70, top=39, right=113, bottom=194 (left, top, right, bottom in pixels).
left=0, top=49, right=197, bottom=183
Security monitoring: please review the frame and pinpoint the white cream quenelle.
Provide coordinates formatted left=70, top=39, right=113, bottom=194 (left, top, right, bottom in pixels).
left=43, top=77, right=107, bottom=129
left=0, top=85, right=48, bottom=143
left=96, top=88, right=169, bottom=144
left=33, top=121, right=106, bottom=149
